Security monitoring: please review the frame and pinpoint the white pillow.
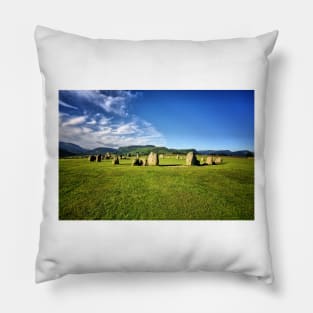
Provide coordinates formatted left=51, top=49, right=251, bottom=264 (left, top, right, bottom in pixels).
left=35, top=25, right=278, bottom=283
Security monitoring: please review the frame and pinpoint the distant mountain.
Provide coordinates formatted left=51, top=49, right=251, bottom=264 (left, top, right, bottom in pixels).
left=59, top=142, right=254, bottom=157
left=197, top=149, right=254, bottom=157
left=198, top=150, right=232, bottom=155
left=89, top=147, right=118, bottom=154
left=59, top=142, right=117, bottom=157
left=59, top=142, right=88, bottom=156
left=231, top=150, right=254, bottom=157
left=118, top=145, right=156, bottom=155
left=118, top=146, right=197, bottom=155
left=59, top=148, right=76, bottom=157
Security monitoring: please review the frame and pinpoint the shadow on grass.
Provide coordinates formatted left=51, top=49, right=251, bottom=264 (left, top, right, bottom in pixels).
left=158, top=164, right=182, bottom=167
left=102, top=162, right=228, bottom=167
left=200, top=162, right=227, bottom=166
left=158, top=163, right=227, bottom=167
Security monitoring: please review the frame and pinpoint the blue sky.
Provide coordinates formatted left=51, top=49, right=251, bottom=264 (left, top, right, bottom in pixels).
left=59, top=90, right=254, bottom=151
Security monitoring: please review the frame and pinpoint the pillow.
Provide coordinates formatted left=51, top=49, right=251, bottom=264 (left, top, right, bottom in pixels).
left=35, top=26, right=278, bottom=283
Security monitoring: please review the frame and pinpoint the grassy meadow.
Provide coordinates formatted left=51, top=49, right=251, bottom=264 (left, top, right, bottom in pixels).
left=59, top=156, right=254, bottom=220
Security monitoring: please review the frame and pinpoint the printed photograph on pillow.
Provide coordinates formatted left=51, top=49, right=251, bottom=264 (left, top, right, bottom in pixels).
left=59, top=90, right=254, bottom=220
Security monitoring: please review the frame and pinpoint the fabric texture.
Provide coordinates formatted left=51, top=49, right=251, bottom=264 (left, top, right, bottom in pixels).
left=35, top=25, right=278, bottom=283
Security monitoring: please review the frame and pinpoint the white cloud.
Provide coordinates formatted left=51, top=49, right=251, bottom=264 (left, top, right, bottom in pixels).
left=62, top=116, right=86, bottom=127
left=60, top=115, right=165, bottom=149
left=59, top=90, right=162, bottom=149
left=59, top=100, right=78, bottom=110
left=99, top=116, right=113, bottom=125
left=86, top=119, right=97, bottom=125
left=68, top=90, right=139, bottom=117
left=98, top=95, right=128, bottom=116
left=114, top=122, right=138, bottom=135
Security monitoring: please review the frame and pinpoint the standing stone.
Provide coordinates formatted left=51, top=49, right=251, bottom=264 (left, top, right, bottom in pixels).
left=131, top=159, right=138, bottom=166
left=89, top=155, right=96, bottom=162
left=176, top=154, right=179, bottom=160
left=96, top=154, right=102, bottom=162
left=112, top=156, right=119, bottom=165
left=147, top=152, right=159, bottom=166
left=186, top=151, right=199, bottom=166
left=214, top=157, right=222, bottom=164
left=206, top=156, right=213, bottom=165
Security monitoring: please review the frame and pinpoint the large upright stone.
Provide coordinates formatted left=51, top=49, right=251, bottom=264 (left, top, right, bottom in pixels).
left=206, top=156, right=213, bottom=165
left=186, top=151, right=199, bottom=166
left=131, top=159, right=139, bottom=166
left=89, top=155, right=96, bottom=162
left=147, top=152, right=159, bottom=166
left=214, top=157, right=222, bottom=164
left=112, top=156, right=119, bottom=165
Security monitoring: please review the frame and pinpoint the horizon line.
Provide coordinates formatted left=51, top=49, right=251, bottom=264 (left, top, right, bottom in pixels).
left=60, top=141, right=254, bottom=152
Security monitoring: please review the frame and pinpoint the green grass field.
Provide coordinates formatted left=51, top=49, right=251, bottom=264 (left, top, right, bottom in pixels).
left=59, top=156, right=254, bottom=220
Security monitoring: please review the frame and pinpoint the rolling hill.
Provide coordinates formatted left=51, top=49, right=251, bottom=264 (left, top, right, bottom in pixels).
left=59, top=142, right=254, bottom=157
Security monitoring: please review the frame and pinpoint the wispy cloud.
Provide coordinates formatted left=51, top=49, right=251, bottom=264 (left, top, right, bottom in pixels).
left=59, top=90, right=164, bottom=149
left=99, top=116, right=113, bottom=125
left=113, top=122, right=139, bottom=135
left=86, top=119, right=97, bottom=125
left=61, top=90, right=139, bottom=117
left=60, top=116, right=165, bottom=149
left=62, top=116, right=87, bottom=127
left=59, top=100, right=78, bottom=110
